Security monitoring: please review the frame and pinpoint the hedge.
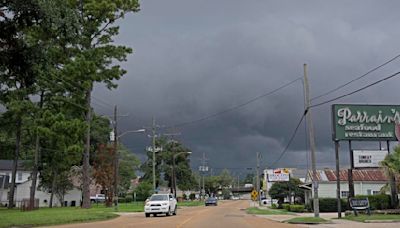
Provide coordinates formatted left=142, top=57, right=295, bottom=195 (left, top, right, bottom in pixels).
left=289, top=205, right=305, bottom=212
left=308, top=198, right=348, bottom=212
left=354, top=194, right=391, bottom=210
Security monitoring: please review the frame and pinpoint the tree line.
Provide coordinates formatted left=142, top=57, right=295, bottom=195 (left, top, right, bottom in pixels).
left=0, top=0, right=140, bottom=209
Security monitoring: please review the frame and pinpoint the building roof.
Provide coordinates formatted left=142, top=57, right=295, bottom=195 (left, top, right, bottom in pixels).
left=0, top=160, right=29, bottom=171
left=308, top=168, right=388, bottom=182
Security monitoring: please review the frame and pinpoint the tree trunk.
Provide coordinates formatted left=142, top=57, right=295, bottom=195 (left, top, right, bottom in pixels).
left=82, top=87, right=92, bottom=209
left=49, top=171, right=57, bottom=208
left=29, top=92, right=44, bottom=210
left=8, top=117, right=22, bottom=209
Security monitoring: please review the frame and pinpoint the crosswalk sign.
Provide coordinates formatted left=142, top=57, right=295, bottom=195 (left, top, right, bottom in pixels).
left=251, top=190, right=258, bottom=201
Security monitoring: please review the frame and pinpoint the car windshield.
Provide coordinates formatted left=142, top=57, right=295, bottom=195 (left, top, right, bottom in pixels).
left=149, top=195, right=168, bottom=201
left=207, top=197, right=216, bottom=201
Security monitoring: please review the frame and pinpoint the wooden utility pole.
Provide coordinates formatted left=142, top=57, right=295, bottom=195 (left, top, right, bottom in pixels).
left=256, top=152, right=261, bottom=205
left=335, top=141, right=341, bottom=218
left=303, top=64, right=319, bottom=217
left=113, top=105, right=119, bottom=210
left=348, top=141, right=355, bottom=199
left=152, top=117, right=157, bottom=193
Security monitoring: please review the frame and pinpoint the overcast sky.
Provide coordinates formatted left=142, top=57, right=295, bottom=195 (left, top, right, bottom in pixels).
left=92, top=0, right=400, bottom=176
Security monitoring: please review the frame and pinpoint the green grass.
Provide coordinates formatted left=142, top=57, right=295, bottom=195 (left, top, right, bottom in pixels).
left=246, top=207, right=293, bottom=215
left=0, top=207, right=118, bottom=228
left=177, top=201, right=204, bottom=207
left=91, top=201, right=145, bottom=212
left=344, top=214, right=400, bottom=222
left=285, top=217, right=329, bottom=224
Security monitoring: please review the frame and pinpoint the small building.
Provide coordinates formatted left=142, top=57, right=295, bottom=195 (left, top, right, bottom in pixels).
left=0, top=160, right=81, bottom=207
left=302, top=168, right=388, bottom=203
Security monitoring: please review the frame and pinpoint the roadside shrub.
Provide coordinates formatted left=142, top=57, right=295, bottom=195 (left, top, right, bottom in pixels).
left=289, top=205, right=305, bottom=212
left=271, top=203, right=278, bottom=209
left=282, top=203, right=290, bottom=211
left=189, top=193, right=196, bottom=200
left=182, top=194, right=187, bottom=200
left=309, top=198, right=348, bottom=212
left=354, top=194, right=391, bottom=210
left=125, top=195, right=133, bottom=203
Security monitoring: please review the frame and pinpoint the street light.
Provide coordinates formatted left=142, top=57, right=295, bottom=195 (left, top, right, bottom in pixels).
left=172, top=151, right=192, bottom=198
left=113, top=128, right=146, bottom=211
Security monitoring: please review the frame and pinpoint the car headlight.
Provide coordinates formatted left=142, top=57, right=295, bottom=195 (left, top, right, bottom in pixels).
left=146, top=203, right=150, bottom=206
left=162, top=203, right=168, bottom=206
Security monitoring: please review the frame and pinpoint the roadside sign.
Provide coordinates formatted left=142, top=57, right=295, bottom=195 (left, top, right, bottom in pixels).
left=251, top=190, right=258, bottom=201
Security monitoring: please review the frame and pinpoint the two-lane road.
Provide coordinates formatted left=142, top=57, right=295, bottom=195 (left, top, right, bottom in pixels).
left=47, top=200, right=298, bottom=228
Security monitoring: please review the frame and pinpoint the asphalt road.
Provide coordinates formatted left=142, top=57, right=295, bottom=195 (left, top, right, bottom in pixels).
left=47, top=200, right=298, bottom=228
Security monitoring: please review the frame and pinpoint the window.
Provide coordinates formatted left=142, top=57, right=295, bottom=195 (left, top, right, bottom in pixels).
left=18, top=172, right=22, bottom=181
left=367, top=189, right=372, bottom=195
left=373, top=191, right=380, bottom=195
left=341, top=191, right=349, bottom=198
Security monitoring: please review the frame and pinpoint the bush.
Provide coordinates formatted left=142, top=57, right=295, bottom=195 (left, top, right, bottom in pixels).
left=309, top=198, right=348, bottom=212
left=289, top=205, right=305, bottom=212
left=135, top=182, right=153, bottom=201
left=182, top=194, right=187, bottom=200
left=189, top=193, right=196, bottom=200
left=271, top=203, right=278, bottom=209
left=354, top=194, right=391, bottom=210
left=282, top=203, right=290, bottom=211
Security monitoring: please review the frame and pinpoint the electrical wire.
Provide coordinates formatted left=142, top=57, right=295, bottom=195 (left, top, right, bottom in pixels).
left=269, top=111, right=306, bottom=168
left=310, top=71, right=400, bottom=108
left=165, top=77, right=302, bottom=129
left=311, top=53, right=400, bottom=101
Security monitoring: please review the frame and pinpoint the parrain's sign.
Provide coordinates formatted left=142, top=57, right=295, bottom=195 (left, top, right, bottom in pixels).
left=267, top=169, right=290, bottom=182
left=332, top=104, right=400, bottom=141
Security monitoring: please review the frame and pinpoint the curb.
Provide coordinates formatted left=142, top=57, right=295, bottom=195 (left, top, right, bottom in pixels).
left=364, top=220, right=400, bottom=223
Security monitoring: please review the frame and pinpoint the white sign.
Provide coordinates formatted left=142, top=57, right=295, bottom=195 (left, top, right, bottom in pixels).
left=146, top=146, right=163, bottom=152
left=266, top=169, right=290, bottom=182
left=353, top=150, right=388, bottom=168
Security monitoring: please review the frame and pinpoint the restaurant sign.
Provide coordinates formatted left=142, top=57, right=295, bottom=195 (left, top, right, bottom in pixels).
left=332, top=104, right=400, bottom=141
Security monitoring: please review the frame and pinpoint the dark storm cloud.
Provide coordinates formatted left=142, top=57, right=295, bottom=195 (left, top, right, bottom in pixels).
left=93, top=0, right=400, bottom=175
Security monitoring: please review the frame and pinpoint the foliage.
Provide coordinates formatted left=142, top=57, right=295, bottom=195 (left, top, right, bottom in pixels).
left=344, top=214, right=400, bottom=222
left=118, top=146, right=140, bottom=196
left=282, top=203, right=290, bottom=211
left=189, top=193, right=196, bottom=200
left=268, top=177, right=304, bottom=205
left=135, top=181, right=153, bottom=201
left=308, top=198, right=348, bottom=212
left=92, top=144, right=115, bottom=206
left=381, top=146, right=400, bottom=176
left=289, top=204, right=305, bottom=212
left=354, top=194, right=392, bottom=210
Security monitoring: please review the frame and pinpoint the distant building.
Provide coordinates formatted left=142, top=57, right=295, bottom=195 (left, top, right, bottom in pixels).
left=301, top=168, right=389, bottom=203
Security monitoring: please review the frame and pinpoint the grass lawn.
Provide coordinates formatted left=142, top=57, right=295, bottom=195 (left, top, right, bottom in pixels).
left=246, top=207, right=293, bottom=215
left=0, top=207, right=118, bottom=228
left=285, top=217, right=329, bottom=224
left=177, top=201, right=204, bottom=207
left=91, top=201, right=145, bottom=212
left=344, top=214, right=400, bottom=222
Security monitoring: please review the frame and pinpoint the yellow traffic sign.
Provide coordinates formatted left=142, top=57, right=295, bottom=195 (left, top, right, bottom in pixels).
left=251, top=190, right=258, bottom=201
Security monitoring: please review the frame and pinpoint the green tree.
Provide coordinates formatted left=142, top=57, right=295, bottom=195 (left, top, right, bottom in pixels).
left=268, top=178, right=304, bottom=205
left=135, top=181, right=152, bottom=201
left=118, top=146, right=140, bottom=197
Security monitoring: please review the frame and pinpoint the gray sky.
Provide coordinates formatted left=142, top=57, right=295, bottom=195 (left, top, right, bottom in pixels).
left=93, top=0, right=400, bottom=176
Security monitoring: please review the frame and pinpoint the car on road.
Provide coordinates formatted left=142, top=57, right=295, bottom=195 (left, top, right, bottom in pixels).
left=205, top=197, right=218, bottom=206
left=90, top=194, right=105, bottom=203
left=144, top=194, right=177, bottom=217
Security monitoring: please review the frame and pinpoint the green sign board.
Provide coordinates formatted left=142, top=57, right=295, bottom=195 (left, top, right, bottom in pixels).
left=332, top=104, right=400, bottom=141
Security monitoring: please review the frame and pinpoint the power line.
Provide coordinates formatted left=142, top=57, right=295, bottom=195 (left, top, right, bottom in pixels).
left=269, top=111, right=306, bottom=168
left=310, top=71, right=400, bottom=108
left=166, top=77, right=302, bottom=129
left=311, top=53, right=400, bottom=101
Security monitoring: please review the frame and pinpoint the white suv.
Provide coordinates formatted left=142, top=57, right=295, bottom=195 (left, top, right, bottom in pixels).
left=144, top=194, right=177, bottom=217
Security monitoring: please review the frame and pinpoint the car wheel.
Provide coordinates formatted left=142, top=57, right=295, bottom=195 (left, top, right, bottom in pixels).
left=145, top=213, right=150, bottom=218
left=173, top=206, right=177, bottom=215
left=166, top=207, right=171, bottom=216
left=153, top=214, right=157, bottom=217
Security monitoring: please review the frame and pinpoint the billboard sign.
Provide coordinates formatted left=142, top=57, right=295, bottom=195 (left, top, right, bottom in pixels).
left=267, top=169, right=290, bottom=182
left=353, top=150, right=388, bottom=168
left=332, top=104, right=400, bottom=141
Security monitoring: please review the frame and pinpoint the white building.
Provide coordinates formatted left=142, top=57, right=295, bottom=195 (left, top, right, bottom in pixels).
left=0, top=160, right=81, bottom=207
left=302, top=168, right=388, bottom=203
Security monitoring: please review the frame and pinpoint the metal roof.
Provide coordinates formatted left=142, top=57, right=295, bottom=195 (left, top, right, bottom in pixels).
left=0, top=160, right=29, bottom=171
left=308, top=168, right=388, bottom=182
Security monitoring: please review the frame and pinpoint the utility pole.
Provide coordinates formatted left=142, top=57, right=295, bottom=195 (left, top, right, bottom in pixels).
left=304, top=64, right=319, bottom=217
left=199, top=153, right=208, bottom=200
left=113, top=105, right=119, bottom=211
left=256, top=152, right=261, bottom=205
left=152, top=117, right=157, bottom=193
